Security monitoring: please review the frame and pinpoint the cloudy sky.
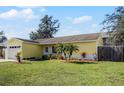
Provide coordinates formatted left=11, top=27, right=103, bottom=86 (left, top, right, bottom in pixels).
left=0, top=6, right=116, bottom=39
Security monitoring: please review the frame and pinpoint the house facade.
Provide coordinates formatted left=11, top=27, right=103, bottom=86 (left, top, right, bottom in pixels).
left=4, top=33, right=104, bottom=60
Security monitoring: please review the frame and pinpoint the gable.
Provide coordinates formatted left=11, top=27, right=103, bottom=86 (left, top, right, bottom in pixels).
left=8, top=38, right=23, bottom=46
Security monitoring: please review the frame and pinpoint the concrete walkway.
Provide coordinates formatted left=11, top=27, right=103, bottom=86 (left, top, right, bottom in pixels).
left=0, top=59, right=16, bottom=62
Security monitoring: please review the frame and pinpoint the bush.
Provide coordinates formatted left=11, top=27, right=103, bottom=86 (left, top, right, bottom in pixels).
left=23, top=58, right=26, bottom=60
left=58, top=55, right=64, bottom=60
left=16, top=51, right=21, bottom=63
left=23, top=57, right=42, bottom=61
left=42, top=54, right=60, bottom=60
left=81, top=52, right=86, bottom=58
left=23, top=57, right=35, bottom=60
left=51, top=54, right=58, bottom=59
left=42, top=55, right=50, bottom=60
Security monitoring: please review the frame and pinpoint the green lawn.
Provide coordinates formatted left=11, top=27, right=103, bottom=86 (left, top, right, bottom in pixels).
left=0, top=60, right=124, bottom=86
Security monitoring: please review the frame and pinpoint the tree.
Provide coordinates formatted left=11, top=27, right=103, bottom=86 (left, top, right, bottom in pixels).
left=55, top=43, right=67, bottom=59
left=55, top=43, right=79, bottom=61
left=66, top=44, right=79, bottom=61
left=101, top=6, right=124, bottom=45
left=29, top=32, right=38, bottom=40
left=0, top=30, right=3, bottom=35
left=30, top=15, right=60, bottom=40
left=0, top=30, right=7, bottom=43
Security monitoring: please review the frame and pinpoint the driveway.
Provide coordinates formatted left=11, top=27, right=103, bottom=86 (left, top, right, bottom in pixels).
left=0, top=59, right=16, bottom=62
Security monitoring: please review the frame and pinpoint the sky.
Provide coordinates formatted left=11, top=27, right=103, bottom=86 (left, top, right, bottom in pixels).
left=0, top=6, right=116, bottom=39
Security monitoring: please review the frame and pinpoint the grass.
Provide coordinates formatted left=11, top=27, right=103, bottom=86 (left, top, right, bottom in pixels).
left=0, top=60, right=124, bottom=86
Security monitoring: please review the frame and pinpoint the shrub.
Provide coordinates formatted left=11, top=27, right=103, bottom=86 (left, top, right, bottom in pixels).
left=81, top=52, right=86, bottom=58
left=42, top=55, right=50, bottom=60
left=48, top=54, right=52, bottom=59
left=42, top=54, right=59, bottom=60
left=23, top=57, right=42, bottom=61
left=58, top=55, right=64, bottom=60
left=30, top=57, right=36, bottom=59
left=23, top=58, right=26, bottom=60
left=51, top=54, right=58, bottom=59
left=16, top=51, right=22, bottom=63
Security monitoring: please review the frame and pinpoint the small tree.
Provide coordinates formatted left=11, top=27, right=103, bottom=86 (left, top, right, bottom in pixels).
left=16, top=52, right=22, bottom=63
left=0, top=30, right=7, bottom=43
left=55, top=43, right=67, bottom=60
left=55, top=43, right=79, bottom=61
left=66, top=44, right=79, bottom=61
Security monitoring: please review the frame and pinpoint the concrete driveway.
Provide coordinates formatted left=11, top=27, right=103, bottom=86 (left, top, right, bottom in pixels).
left=0, top=59, right=16, bottom=62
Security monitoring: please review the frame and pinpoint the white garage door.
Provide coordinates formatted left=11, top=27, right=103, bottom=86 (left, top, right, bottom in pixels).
left=8, top=46, right=21, bottom=59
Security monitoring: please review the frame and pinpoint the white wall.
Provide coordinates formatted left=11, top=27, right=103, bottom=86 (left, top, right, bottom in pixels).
left=63, top=54, right=96, bottom=60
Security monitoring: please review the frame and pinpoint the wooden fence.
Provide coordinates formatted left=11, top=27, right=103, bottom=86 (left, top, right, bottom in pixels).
left=97, top=46, right=124, bottom=62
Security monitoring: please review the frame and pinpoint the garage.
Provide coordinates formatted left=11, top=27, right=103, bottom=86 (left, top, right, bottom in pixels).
left=8, top=46, right=21, bottom=59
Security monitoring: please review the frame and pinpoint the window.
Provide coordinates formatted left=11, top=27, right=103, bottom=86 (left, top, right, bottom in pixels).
left=11, top=46, right=14, bottom=48
left=52, top=46, right=56, bottom=53
left=45, top=47, right=48, bottom=53
left=9, top=46, right=21, bottom=48
left=17, top=46, right=21, bottom=48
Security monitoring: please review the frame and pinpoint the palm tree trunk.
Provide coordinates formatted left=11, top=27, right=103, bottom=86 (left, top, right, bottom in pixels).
left=68, top=55, right=71, bottom=62
left=64, top=52, right=67, bottom=61
left=69, top=51, right=73, bottom=62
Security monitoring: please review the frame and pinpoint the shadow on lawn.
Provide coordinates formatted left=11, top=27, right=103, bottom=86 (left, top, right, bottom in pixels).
left=22, top=62, right=32, bottom=64
left=70, top=61, right=98, bottom=64
left=14, top=61, right=32, bottom=64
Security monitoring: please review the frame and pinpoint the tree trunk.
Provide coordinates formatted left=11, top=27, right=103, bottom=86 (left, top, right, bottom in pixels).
left=64, top=52, right=67, bottom=61
left=17, top=56, right=21, bottom=63
left=68, top=52, right=73, bottom=62
left=68, top=55, right=71, bottom=62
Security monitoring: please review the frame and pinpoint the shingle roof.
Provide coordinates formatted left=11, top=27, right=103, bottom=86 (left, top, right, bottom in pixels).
left=15, top=33, right=100, bottom=45
left=36, top=33, right=100, bottom=44
left=16, top=38, right=39, bottom=44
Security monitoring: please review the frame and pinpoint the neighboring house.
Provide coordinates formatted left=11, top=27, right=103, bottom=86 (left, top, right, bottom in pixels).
left=5, top=33, right=105, bottom=60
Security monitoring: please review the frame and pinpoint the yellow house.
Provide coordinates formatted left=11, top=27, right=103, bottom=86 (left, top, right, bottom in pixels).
left=5, top=33, right=103, bottom=60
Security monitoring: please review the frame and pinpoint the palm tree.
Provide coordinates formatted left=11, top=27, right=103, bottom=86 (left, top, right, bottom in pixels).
left=55, top=43, right=79, bottom=61
left=66, top=44, right=79, bottom=61
left=55, top=43, right=67, bottom=59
